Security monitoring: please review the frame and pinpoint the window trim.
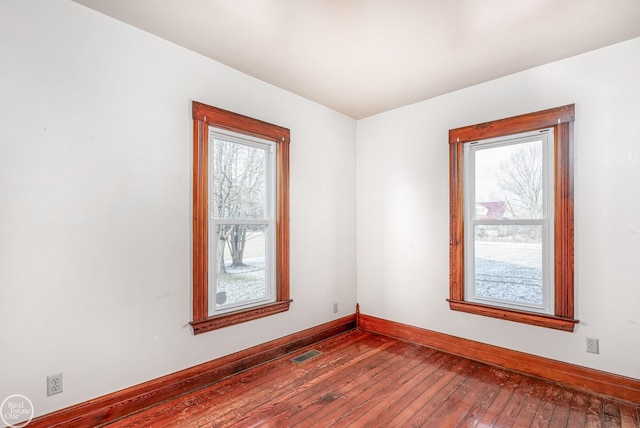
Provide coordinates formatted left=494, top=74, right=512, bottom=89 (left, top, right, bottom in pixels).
left=448, top=104, right=577, bottom=332
left=191, top=101, right=291, bottom=334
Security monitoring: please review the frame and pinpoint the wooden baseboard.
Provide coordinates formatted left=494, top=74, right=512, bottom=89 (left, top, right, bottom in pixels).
left=29, top=314, right=357, bottom=428
left=358, top=313, right=640, bottom=404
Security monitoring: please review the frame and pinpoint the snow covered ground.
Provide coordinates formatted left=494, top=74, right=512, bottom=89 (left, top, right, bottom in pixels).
left=216, top=259, right=266, bottom=306
left=474, top=241, right=543, bottom=305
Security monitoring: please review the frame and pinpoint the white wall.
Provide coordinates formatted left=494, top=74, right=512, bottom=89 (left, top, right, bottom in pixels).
left=357, top=37, right=640, bottom=379
left=0, top=0, right=356, bottom=417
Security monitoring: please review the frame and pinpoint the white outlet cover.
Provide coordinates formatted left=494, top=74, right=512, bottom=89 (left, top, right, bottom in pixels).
left=47, top=373, right=63, bottom=396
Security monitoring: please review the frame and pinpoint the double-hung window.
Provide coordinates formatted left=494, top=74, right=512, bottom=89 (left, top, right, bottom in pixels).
left=191, top=101, right=291, bottom=334
left=209, top=129, right=276, bottom=314
left=449, top=104, right=577, bottom=331
left=464, top=129, right=554, bottom=313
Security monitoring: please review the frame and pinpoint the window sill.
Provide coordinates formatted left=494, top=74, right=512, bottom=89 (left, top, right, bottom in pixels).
left=447, top=299, right=578, bottom=332
left=190, top=300, right=292, bottom=335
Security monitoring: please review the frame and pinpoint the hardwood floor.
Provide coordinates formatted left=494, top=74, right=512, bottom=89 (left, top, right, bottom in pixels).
left=104, top=330, right=640, bottom=427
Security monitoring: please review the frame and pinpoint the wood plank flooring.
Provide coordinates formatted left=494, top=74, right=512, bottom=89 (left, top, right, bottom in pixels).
left=104, top=330, right=640, bottom=427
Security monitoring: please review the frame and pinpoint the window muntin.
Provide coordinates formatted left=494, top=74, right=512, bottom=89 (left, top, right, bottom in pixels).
left=464, top=130, right=554, bottom=313
left=209, top=130, right=276, bottom=315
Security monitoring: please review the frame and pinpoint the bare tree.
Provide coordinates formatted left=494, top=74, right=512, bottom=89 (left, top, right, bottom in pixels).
left=495, top=143, right=543, bottom=219
left=212, top=138, right=265, bottom=272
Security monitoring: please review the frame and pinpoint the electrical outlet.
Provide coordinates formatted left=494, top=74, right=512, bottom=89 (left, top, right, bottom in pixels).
left=333, top=303, right=338, bottom=313
left=586, top=338, right=599, bottom=354
left=47, top=373, right=63, bottom=396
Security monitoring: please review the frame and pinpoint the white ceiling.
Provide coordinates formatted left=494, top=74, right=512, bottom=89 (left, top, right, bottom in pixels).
left=73, top=0, right=640, bottom=119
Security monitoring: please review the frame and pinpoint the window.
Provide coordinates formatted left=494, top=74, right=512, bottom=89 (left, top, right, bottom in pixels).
left=209, top=130, right=275, bottom=313
left=449, top=104, right=577, bottom=331
left=191, top=101, right=291, bottom=334
left=465, top=129, right=555, bottom=314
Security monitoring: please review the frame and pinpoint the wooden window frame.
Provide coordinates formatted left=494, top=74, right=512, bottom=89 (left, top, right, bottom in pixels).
left=448, top=104, right=578, bottom=332
left=190, top=101, right=291, bottom=334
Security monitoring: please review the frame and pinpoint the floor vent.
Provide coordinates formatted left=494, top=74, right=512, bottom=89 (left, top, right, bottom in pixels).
left=291, top=349, right=322, bottom=364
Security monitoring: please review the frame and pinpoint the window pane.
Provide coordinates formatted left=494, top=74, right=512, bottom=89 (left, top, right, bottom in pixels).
left=474, top=225, right=543, bottom=306
left=212, top=137, right=266, bottom=219
left=475, top=140, right=543, bottom=220
left=215, top=225, right=268, bottom=308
